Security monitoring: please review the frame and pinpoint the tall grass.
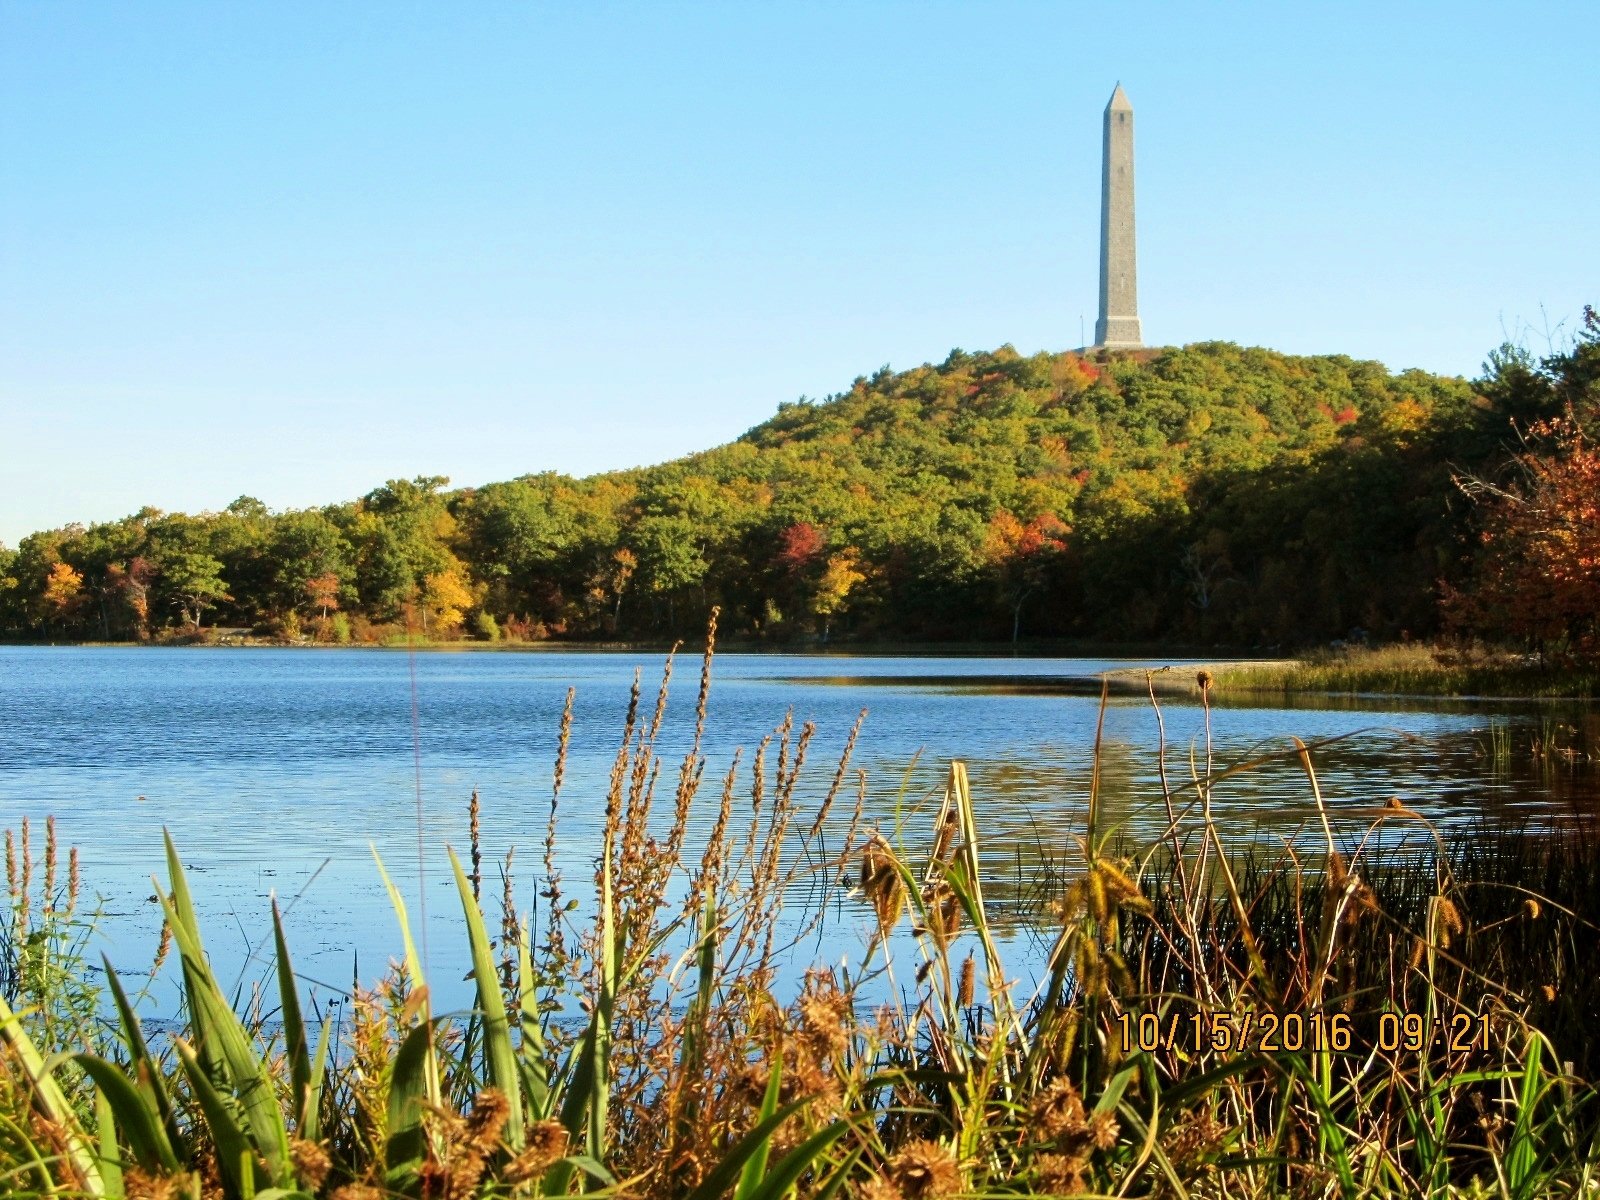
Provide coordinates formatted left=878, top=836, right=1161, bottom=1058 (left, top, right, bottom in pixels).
left=1210, top=643, right=1600, bottom=699
left=2, top=631, right=1599, bottom=1198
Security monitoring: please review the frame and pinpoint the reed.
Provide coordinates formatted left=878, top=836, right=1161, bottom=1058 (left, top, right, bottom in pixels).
left=1211, top=642, right=1600, bottom=699
left=2, top=628, right=1599, bottom=1198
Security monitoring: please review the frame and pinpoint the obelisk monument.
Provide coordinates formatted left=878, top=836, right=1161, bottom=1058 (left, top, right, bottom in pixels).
left=1094, top=83, right=1142, bottom=349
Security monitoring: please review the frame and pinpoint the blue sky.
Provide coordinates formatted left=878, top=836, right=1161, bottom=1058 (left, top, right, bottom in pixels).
left=2, top=1, right=1595, bottom=548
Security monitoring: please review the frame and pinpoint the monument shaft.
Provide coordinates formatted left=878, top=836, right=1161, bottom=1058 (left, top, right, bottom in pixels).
left=1095, top=84, right=1142, bottom=349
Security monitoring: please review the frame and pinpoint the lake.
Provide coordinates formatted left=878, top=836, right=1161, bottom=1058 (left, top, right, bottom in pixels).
left=1, top=645, right=1595, bottom=1013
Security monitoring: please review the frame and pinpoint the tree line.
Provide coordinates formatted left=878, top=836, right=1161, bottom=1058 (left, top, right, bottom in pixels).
left=3, top=313, right=1595, bottom=658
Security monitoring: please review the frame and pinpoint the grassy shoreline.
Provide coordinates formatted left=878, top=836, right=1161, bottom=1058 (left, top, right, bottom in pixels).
left=1203, top=643, right=1600, bottom=700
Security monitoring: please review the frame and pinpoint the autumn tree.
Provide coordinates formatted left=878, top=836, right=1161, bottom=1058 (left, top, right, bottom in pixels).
left=1448, top=418, right=1600, bottom=662
left=106, top=557, right=156, bottom=639
left=813, top=550, right=865, bottom=642
left=41, top=562, right=84, bottom=634
left=422, top=569, right=475, bottom=635
left=982, top=511, right=1068, bottom=642
left=305, top=572, right=342, bottom=621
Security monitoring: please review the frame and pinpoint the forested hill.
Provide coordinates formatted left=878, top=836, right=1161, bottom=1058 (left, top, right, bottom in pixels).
left=4, top=331, right=1596, bottom=650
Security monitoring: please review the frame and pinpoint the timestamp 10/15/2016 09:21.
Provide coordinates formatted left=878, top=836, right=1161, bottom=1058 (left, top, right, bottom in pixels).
left=1116, top=1009, right=1495, bottom=1055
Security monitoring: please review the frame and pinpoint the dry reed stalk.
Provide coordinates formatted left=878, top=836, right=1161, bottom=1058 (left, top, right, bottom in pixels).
left=539, top=688, right=575, bottom=976
left=808, top=707, right=866, bottom=841
left=150, top=917, right=173, bottom=980
left=19, top=816, right=31, bottom=929
left=467, top=789, right=481, bottom=903
left=500, top=848, right=517, bottom=994
left=43, top=817, right=56, bottom=908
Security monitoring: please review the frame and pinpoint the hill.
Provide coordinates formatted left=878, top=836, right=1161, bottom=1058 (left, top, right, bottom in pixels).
left=2, top=330, right=1594, bottom=650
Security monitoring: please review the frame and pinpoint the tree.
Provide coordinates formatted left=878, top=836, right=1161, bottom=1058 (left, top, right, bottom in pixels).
left=422, top=569, right=474, bottom=635
left=982, top=511, right=1069, bottom=643
left=305, top=572, right=342, bottom=621
left=813, top=550, right=865, bottom=642
left=608, top=547, right=637, bottom=627
left=161, top=553, right=231, bottom=631
left=41, top=563, right=84, bottom=634
left=1448, top=417, right=1600, bottom=662
left=106, top=557, right=155, bottom=639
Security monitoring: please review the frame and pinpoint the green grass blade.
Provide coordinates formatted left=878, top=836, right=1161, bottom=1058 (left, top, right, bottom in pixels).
left=741, top=1119, right=851, bottom=1200
left=448, top=847, right=525, bottom=1148
left=682, top=1097, right=817, bottom=1200
left=516, top=925, right=550, bottom=1121
left=386, top=1017, right=446, bottom=1182
left=103, top=958, right=183, bottom=1160
left=93, top=1085, right=125, bottom=1198
left=72, top=1054, right=180, bottom=1174
left=371, top=846, right=441, bottom=1113
left=303, top=1016, right=331, bottom=1145
left=155, top=870, right=292, bottom=1186
left=1507, top=1034, right=1545, bottom=1197
left=174, top=1037, right=263, bottom=1198
left=735, top=1054, right=784, bottom=1200
left=270, top=900, right=314, bottom=1135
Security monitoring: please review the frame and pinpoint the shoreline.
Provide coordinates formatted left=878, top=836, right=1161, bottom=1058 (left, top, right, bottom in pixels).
left=5, top=637, right=1597, bottom=700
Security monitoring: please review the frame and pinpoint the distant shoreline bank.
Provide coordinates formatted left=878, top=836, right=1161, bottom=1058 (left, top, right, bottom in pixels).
left=5, top=637, right=1596, bottom=700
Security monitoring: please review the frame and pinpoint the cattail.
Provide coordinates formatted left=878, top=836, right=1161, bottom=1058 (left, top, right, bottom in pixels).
left=958, top=954, right=976, bottom=1008
left=289, top=1138, right=332, bottom=1190
left=1434, top=896, right=1463, bottom=948
left=648, top=643, right=676, bottom=743
left=918, top=880, right=960, bottom=951
left=1086, top=865, right=1108, bottom=924
left=505, top=1120, right=570, bottom=1182
left=18, top=817, right=31, bottom=927
left=1097, top=860, right=1150, bottom=913
left=1196, top=669, right=1214, bottom=694
left=552, top=686, right=574, bottom=802
left=1523, top=897, right=1542, bottom=919
left=860, top=834, right=905, bottom=932
left=929, top=812, right=958, bottom=869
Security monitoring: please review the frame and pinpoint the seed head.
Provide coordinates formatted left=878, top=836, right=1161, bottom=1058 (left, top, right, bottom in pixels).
left=289, top=1138, right=332, bottom=1190
left=957, top=955, right=976, bottom=1008
left=884, top=1139, right=961, bottom=1200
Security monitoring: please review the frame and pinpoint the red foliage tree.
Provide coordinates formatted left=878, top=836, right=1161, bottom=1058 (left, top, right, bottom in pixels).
left=1448, top=418, right=1600, bottom=662
left=776, top=522, right=827, bottom=577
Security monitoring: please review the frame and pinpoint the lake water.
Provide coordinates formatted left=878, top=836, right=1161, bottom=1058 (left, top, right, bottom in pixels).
left=2, top=645, right=1595, bottom=1013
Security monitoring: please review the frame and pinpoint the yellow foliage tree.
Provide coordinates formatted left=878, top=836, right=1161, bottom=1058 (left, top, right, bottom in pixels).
left=41, top=562, right=84, bottom=631
left=813, top=550, right=865, bottom=642
left=422, top=569, right=474, bottom=635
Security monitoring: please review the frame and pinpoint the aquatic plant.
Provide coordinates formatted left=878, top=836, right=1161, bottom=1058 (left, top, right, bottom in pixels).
left=3, top=632, right=1600, bottom=1197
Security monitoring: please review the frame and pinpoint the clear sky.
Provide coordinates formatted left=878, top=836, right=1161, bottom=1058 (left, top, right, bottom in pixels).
left=2, top=1, right=1595, bottom=549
